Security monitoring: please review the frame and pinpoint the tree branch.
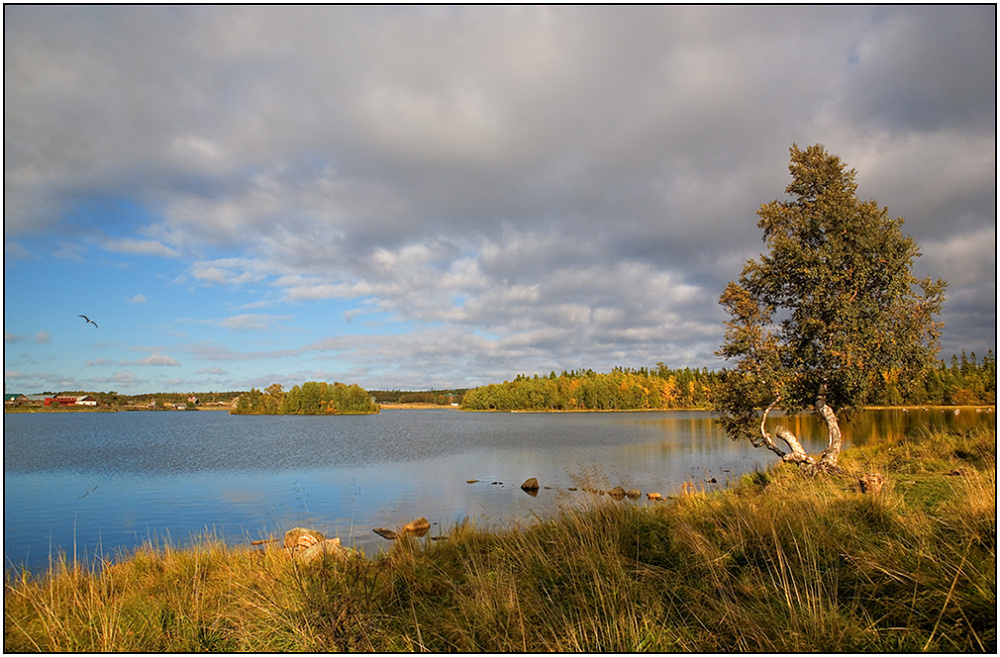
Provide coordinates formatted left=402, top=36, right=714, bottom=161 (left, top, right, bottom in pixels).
left=759, top=397, right=815, bottom=464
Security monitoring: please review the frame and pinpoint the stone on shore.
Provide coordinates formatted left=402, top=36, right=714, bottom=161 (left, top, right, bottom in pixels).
left=859, top=473, right=885, bottom=495
left=300, top=537, right=351, bottom=564
left=284, top=527, right=325, bottom=551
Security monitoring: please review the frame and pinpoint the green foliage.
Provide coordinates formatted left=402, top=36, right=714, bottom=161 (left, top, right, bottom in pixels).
left=369, top=389, right=470, bottom=405
left=717, top=144, right=947, bottom=443
left=232, top=381, right=379, bottom=415
left=461, top=365, right=721, bottom=411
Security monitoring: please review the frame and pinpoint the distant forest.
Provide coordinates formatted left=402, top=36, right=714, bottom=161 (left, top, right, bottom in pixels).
left=460, top=351, right=996, bottom=412
left=369, top=389, right=470, bottom=405
left=461, top=365, right=722, bottom=411
left=25, top=350, right=994, bottom=412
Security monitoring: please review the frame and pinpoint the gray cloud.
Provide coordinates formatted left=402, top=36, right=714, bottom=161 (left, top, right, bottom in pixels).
left=4, top=6, right=994, bottom=391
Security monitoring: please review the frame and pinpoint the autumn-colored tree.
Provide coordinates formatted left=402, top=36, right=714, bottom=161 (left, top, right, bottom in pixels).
left=716, top=144, right=946, bottom=469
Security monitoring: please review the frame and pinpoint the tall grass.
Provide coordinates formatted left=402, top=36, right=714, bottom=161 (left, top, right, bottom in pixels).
left=5, top=426, right=995, bottom=652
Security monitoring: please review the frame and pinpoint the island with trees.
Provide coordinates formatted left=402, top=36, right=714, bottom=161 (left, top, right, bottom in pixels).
left=231, top=381, right=380, bottom=415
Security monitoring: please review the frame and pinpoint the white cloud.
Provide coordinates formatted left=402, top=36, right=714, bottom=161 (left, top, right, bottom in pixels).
left=103, top=238, right=179, bottom=258
left=215, top=314, right=291, bottom=331
left=135, top=354, right=180, bottom=366
left=130, top=294, right=148, bottom=304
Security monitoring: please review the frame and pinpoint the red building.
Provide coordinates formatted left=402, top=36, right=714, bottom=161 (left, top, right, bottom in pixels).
left=45, top=395, right=97, bottom=406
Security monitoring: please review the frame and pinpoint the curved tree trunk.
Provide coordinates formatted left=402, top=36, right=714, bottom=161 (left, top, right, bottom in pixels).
left=759, top=391, right=844, bottom=470
left=817, top=389, right=842, bottom=467
left=760, top=399, right=816, bottom=466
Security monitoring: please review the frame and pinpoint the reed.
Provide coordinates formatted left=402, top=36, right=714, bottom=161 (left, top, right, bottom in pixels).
left=5, top=426, right=994, bottom=652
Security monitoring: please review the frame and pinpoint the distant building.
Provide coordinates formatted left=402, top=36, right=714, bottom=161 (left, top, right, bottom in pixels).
left=4, top=393, right=26, bottom=405
left=26, top=394, right=99, bottom=406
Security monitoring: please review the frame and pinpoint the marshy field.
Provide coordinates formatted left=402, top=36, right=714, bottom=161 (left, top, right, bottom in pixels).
left=4, top=424, right=995, bottom=652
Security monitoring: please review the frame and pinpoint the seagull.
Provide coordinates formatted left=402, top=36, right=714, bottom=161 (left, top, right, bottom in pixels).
left=78, top=315, right=98, bottom=328
left=77, top=485, right=98, bottom=499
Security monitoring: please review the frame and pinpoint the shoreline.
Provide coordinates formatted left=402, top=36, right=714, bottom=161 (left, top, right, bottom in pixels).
left=6, top=403, right=995, bottom=414
left=5, top=424, right=994, bottom=652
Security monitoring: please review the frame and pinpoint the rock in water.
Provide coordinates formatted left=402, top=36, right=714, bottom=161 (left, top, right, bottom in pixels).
left=627, top=488, right=641, bottom=500
left=401, top=517, right=431, bottom=536
left=520, top=477, right=539, bottom=491
left=373, top=527, right=399, bottom=540
left=608, top=486, right=627, bottom=500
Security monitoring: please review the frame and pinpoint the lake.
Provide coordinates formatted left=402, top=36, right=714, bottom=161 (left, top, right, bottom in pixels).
left=4, top=407, right=993, bottom=574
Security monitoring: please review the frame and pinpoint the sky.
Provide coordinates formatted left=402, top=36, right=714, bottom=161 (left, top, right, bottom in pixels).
left=4, top=5, right=996, bottom=396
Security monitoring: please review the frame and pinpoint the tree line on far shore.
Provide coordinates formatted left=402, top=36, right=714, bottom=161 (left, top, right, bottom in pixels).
left=461, top=365, right=723, bottom=412
left=16, top=349, right=993, bottom=414
left=460, top=351, right=996, bottom=412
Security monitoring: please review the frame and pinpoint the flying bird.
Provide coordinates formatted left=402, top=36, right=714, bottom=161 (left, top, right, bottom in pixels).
left=79, top=315, right=98, bottom=328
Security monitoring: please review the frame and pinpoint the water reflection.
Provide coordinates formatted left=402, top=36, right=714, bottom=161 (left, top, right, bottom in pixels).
left=3, top=407, right=993, bottom=574
left=765, top=407, right=994, bottom=446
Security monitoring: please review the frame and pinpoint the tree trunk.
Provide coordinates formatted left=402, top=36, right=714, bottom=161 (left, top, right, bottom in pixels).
left=760, top=399, right=816, bottom=465
left=758, top=394, right=846, bottom=471
left=816, top=386, right=842, bottom=467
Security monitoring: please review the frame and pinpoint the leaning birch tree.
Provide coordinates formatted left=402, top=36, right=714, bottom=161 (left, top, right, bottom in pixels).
left=716, top=144, right=946, bottom=470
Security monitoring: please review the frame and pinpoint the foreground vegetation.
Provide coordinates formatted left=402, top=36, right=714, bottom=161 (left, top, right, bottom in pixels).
left=5, top=424, right=994, bottom=652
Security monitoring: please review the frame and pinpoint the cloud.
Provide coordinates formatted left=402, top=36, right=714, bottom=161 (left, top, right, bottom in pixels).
left=190, top=260, right=267, bottom=286
left=215, top=314, right=291, bottom=331
left=104, top=353, right=181, bottom=367
left=135, top=354, right=181, bottom=367
left=2, top=6, right=994, bottom=393
left=4, top=331, right=52, bottom=345
left=103, top=238, right=179, bottom=258
left=104, top=371, right=141, bottom=387
left=129, top=294, right=148, bottom=304
left=184, top=314, right=292, bottom=331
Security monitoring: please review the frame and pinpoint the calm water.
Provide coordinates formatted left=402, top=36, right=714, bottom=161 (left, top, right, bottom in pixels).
left=4, top=407, right=992, bottom=573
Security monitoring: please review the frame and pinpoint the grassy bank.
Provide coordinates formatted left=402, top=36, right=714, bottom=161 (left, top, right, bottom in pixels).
left=5, top=426, right=994, bottom=652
